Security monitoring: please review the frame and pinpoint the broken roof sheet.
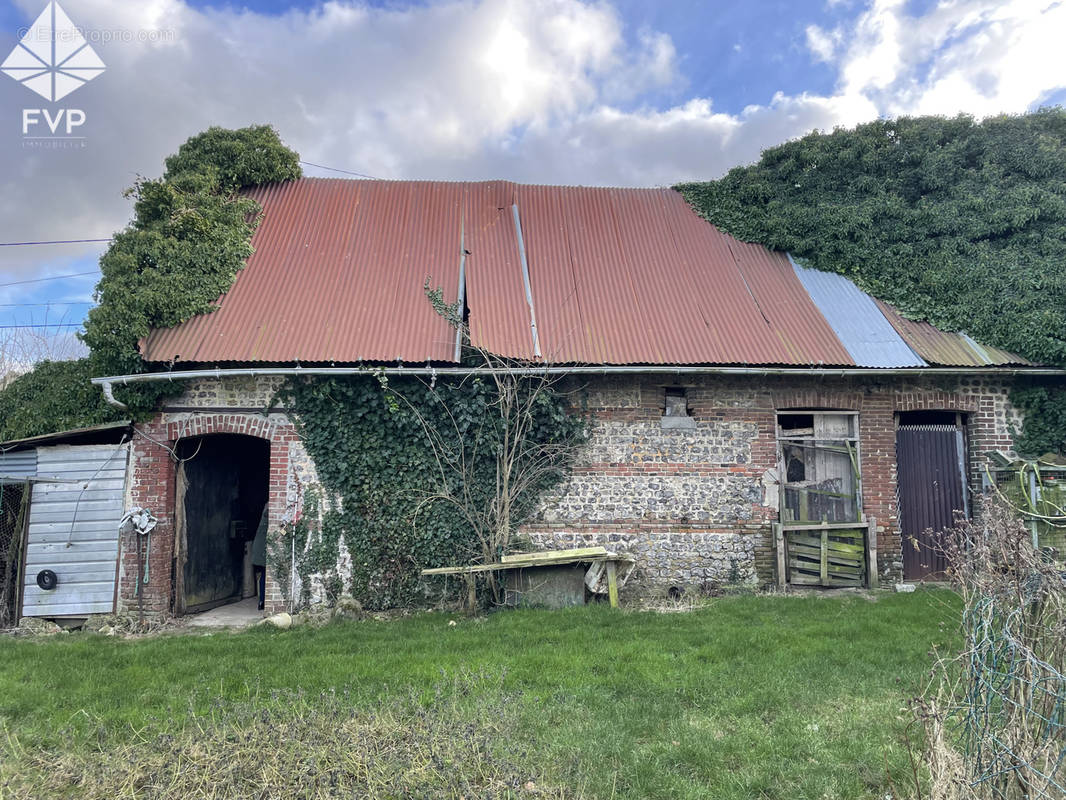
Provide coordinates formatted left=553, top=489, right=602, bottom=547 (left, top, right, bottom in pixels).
left=140, top=178, right=1033, bottom=370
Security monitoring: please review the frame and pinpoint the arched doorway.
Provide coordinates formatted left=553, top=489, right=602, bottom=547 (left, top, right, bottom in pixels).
left=175, top=434, right=270, bottom=614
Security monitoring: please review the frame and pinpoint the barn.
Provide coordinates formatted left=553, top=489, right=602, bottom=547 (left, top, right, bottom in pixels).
left=66, top=178, right=1066, bottom=618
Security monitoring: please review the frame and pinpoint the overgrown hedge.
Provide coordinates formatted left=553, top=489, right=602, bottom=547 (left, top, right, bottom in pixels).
left=0, top=127, right=302, bottom=441
left=81, top=125, right=301, bottom=417
left=0, top=359, right=122, bottom=441
left=678, top=110, right=1066, bottom=455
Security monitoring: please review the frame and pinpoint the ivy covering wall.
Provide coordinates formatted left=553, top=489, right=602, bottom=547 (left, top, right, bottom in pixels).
left=275, top=374, right=586, bottom=609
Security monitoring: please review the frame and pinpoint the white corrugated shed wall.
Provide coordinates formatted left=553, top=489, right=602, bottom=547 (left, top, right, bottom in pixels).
left=0, top=449, right=37, bottom=481
left=21, top=444, right=130, bottom=617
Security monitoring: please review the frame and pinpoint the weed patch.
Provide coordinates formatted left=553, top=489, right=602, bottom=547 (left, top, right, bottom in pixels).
left=1, top=671, right=569, bottom=800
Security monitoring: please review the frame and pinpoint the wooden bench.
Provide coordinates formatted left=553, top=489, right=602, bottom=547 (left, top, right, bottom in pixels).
left=422, top=547, right=630, bottom=608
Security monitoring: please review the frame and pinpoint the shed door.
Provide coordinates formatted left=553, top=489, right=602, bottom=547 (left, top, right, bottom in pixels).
left=897, top=424, right=967, bottom=581
left=22, top=444, right=129, bottom=617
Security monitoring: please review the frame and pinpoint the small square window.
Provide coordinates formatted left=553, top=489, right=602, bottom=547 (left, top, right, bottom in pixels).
left=662, top=388, right=695, bottom=429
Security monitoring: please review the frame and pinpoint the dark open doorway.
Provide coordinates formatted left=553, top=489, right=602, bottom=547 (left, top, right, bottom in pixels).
left=175, top=435, right=269, bottom=614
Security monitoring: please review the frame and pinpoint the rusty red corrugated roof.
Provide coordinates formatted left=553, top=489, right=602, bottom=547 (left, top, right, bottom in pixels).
left=874, top=299, right=1031, bottom=367
left=140, top=178, right=1015, bottom=369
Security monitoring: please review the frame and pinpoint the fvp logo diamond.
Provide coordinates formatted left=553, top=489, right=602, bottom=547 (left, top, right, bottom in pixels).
left=1, top=1, right=105, bottom=102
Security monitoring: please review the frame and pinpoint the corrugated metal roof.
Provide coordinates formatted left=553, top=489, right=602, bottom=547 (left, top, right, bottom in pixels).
left=874, top=299, right=1031, bottom=367
left=144, top=180, right=463, bottom=364
left=140, top=178, right=1027, bottom=369
left=0, top=421, right=131, bottom=452
left=791, top=258, right=926, bottom=368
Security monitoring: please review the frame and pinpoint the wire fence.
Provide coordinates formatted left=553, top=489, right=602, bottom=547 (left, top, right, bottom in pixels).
left=917, top=498, right=1066, bottom=800
left=0, top=480, right=29, bottom=628
left=959, top=588, right=1066, bottom=799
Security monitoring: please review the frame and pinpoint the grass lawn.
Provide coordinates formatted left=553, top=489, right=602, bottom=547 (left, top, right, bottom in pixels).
left=0, top=590, right=958, bottom=799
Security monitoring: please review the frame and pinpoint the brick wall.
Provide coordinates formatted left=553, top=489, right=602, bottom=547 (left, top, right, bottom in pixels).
left=521, top=373, right=1026, bottom=592
left=122, top=372, right=1031, bottom=610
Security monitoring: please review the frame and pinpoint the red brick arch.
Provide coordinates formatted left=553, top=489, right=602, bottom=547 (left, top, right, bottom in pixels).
left=122, top=412, right=299, bottom=616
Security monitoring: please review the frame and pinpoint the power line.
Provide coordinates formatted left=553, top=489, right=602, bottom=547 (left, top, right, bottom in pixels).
left=299, top=160, right=381, bottom=180
left=0, top=301, right=95, bottom=308
left=0, top=238, right=110, bottom=247
left=0, top=271, right=100, bottom=288
left=0, top=323, right=83, bottom=329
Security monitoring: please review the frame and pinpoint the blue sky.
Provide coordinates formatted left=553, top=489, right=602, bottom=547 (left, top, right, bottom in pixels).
left=1, top=0, right=1064, bottom=352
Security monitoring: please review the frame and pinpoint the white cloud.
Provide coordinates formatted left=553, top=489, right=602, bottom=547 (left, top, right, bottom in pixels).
left=805, top=24, right=839, bottom=63
left=0, top=0, right=1063, bottom=290
left=833, top=0, right=1066, bottom=116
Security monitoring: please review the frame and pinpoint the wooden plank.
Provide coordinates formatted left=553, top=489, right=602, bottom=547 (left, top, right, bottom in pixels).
left=465, top=574, right=476, bottom=611
left=827, top=575, right=863, bottom=588
left=788, top=534, right=864, bottom=554
left=826, top=530, right=864, bottom=541
left=773, top=523, right=785, bottom=590
left=606, top=560, right=619, bottom=608
left=22, top=601, right=114, bottom=616
left=788, top=539, right=863, bottom=558
left=22, top=569, right=116, bottom=584
left=825, top=562, right=863, bottom=576
left=421, top=563, right=502, bottom=576
left=23, top=588, right=116, bottom=603
left=25, top=530, right=121, bottom=545
left=423, top=553, right=612, bottom=576
left=820, top=529, right=828, bottom=584
left=790, top=558, right=861, bottom=574
left=490, top=555, right=608, bottom=570
left=866, top=516, right=879, bottom=589
left=780, top=521, right=871, bottom=532
left=501, top=547, right=606, bottom=564
left=25, top=550, right=118, bottom=565
left=827, top=573, right=863, bottom=583
left=26, top=542, right=119, bottom=559
left=788, top=541, right=852, bottom=558
left=788, top=548, right=862, bottom=569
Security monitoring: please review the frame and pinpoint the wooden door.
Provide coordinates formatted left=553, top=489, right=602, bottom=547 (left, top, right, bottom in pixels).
left=897, top=424, right=967, bottom=581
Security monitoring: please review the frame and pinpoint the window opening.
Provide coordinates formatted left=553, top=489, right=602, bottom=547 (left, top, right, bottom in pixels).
left=661, top=387, right=695, bottom=429
left=777, top=411, right=861, bottom=523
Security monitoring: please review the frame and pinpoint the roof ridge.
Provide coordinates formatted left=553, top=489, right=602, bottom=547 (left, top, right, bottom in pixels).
left=281, top=176, right=677, bottom=192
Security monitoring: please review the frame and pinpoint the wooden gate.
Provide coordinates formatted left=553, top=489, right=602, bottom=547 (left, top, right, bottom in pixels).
left=774, top=520, right=876, bottom=588
left=897, top=424, right=967, bottom=581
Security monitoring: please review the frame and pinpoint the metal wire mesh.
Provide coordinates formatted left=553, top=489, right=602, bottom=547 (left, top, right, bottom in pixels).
left=0, top=481, right=28, bottom=627
left=921, top=495, right=1066, bottom=799
left=959, top=588, right=1066, bottom=799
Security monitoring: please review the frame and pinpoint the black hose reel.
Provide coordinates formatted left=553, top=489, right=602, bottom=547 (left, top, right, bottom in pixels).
left=36, top=569, right=58, bottom=591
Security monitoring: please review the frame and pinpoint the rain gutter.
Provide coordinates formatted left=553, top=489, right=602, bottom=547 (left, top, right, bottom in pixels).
left=91, top=365, right=1066, bottom=409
